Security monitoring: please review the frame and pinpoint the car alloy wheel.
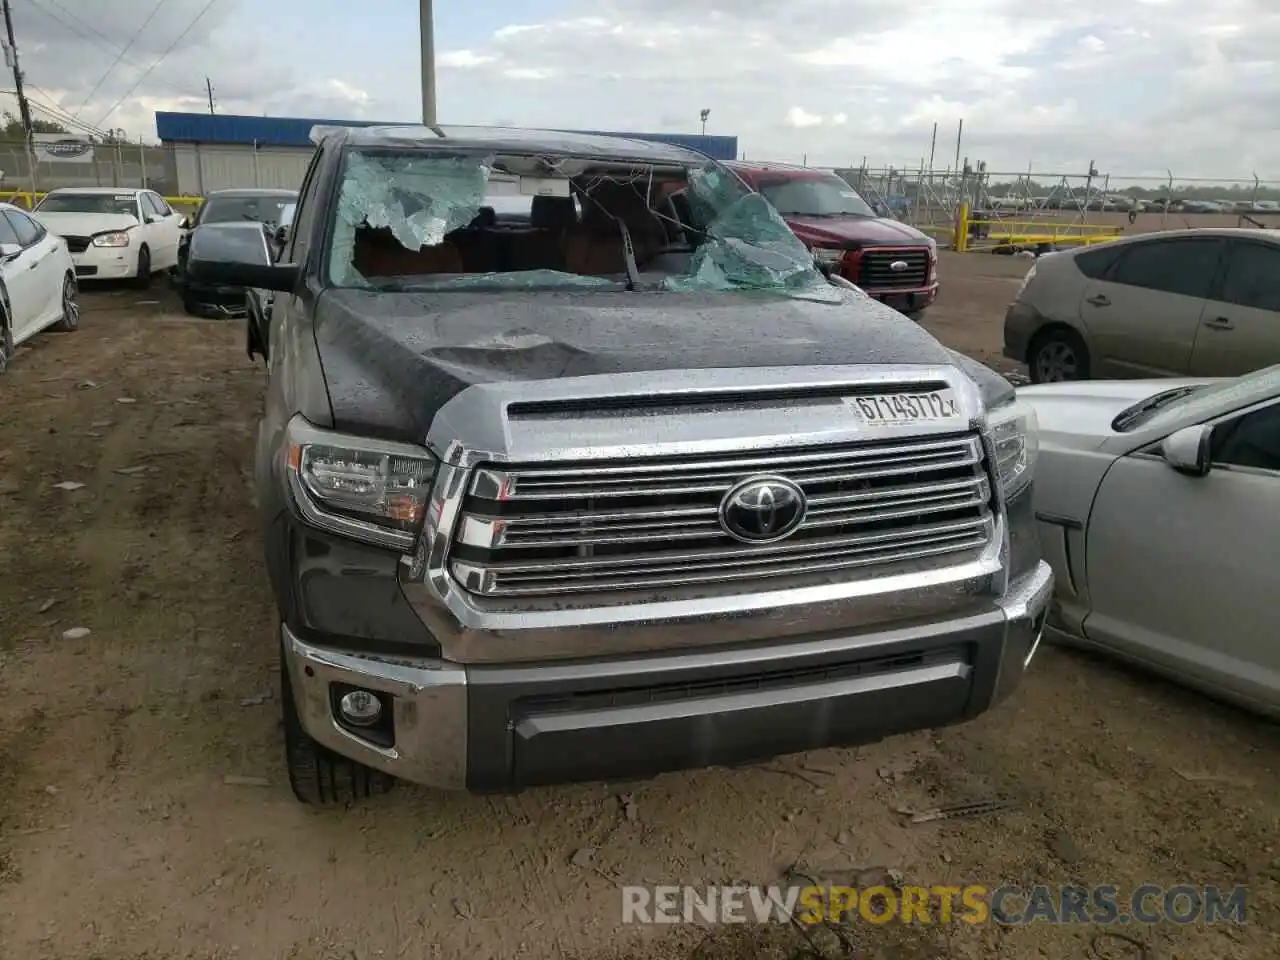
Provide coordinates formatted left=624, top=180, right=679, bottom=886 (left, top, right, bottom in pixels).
left=1034, top=340, right=1080, bottom=382
left=54, top=276, right=80, bottom=331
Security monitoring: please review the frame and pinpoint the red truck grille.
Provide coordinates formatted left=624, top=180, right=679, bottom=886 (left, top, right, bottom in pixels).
left=848, top=248, right=931, bottom=290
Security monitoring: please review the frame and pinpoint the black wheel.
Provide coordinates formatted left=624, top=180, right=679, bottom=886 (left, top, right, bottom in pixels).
left=0, top=294, right=11, bottom=376
left=181, top=294, right=203, bottom=317
left=133, top=246, right=152, bottom=289
left=280, top=647, right=395, bottom=805
left=51, top=274, right=79, bottom=332
left=1028, top=328, right=1091, bottom=383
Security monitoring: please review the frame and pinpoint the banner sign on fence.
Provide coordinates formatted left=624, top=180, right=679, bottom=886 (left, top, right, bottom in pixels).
left=33, top=133, right=95, bottom=163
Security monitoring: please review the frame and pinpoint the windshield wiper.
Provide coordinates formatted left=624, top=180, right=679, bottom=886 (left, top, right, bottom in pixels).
left=1111, top=385, right=1200, bottom=431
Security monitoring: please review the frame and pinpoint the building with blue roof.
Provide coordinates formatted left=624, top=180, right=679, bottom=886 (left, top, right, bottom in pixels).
left=154, top=111, right=738, bottom=195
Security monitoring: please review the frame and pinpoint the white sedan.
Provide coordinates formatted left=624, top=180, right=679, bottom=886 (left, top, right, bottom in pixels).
left=30, top=187, right=184, bottom=287
left=1019, top=366, right=1280, bottom=717
left=0, top=200, right=79, bottom=373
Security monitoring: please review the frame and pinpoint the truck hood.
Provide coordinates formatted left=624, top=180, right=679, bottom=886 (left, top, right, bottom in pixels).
left=312, top=287, right=955, bottom=439
left=783, top=215, right=931, bottom=247
left=31, top=211, right=139, bottom=236
left=1016, top=378, right=1208, bottom=450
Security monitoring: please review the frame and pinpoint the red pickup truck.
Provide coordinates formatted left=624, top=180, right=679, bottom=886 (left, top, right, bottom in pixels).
left=725, top=161, right=938, bottom=319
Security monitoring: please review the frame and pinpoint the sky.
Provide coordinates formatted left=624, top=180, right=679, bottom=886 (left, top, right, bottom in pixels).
left=4, top=0, right=1278, bottom=184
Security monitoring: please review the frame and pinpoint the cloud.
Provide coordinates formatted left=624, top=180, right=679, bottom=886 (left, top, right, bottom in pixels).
left=784, top=107, right=823, bottom=129
left=2, top=0, right=1278, bottom=184
left=438, top=50, right=495, bottom=69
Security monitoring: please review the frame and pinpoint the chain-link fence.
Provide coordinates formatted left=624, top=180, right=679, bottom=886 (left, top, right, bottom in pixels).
left=0, top=139, right=180, bottom=195
left=2, top=136, right=1277, bottom=248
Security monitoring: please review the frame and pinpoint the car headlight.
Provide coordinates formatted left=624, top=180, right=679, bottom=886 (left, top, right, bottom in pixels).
left=284, top=417, right=437, bottom=551
left=92, top=231, right=132, bottom=247
left=812, top=247, right=844, bottom=265
left=987, top=399, right=1039, bottom=497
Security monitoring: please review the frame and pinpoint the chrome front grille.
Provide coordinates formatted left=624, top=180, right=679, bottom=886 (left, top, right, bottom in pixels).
left=448, top=434, right=995, bottom=597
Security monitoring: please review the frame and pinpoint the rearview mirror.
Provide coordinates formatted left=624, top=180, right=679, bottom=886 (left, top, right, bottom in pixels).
left=1160, top=424, right=1212, bottom=476
left=0, top=242, right=21, bottom=260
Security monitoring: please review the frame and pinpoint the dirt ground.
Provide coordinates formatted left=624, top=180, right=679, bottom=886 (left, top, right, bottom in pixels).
left=1, top=258, right=1277, bottom=960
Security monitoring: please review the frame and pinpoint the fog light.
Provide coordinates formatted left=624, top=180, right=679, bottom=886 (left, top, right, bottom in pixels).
left=338, top=689, right=383, bottom=726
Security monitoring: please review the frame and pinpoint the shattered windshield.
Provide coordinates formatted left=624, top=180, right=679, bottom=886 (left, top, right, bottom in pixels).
left=325, top=146, right=837, bottom=300
left=757, top=175, right=876, bottom=218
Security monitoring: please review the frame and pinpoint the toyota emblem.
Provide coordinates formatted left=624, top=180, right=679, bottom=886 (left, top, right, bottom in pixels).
left=889, top=260, right=909, bottom=272
left=718, top=476, right=807, bottom=543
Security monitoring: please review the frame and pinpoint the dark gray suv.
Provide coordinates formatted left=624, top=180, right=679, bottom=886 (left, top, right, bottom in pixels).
left=186, top=123, right=1051, bottom=805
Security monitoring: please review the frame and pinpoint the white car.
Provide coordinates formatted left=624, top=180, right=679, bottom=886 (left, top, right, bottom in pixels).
left=30, top=187, right=184, bottom=287
left=1018, top=366, right=1280, bottom=717
left=0, top=200, right=79, bottom=374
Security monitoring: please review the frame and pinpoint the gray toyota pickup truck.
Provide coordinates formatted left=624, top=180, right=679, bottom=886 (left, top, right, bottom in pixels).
left=187, top=124, right=1052, bottom=805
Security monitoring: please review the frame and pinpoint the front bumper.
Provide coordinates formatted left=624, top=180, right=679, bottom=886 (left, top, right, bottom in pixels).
left=282, top=560, right=1051, bottom=793
left=862, top=284, right=939, bottom=315
left=71, top=245, right=138, bottom=280
left=180, top=280, right=248, bottom=316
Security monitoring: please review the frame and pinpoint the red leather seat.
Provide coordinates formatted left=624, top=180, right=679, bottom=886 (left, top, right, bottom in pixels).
left=351, top=226, right=464, bottom=278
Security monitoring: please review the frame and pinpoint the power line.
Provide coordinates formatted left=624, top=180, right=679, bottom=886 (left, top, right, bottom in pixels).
left=91, top=0, right=218, bottom=129
left=28, top=98, right=106, bottom=138
left=71, top=0, right=171, bottom=119
left=27, top=90, right=111, bottom=138
left=21, top=0, right=206, bottom=101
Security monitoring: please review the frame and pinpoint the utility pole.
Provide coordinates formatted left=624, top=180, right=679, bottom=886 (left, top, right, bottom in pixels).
left=699, top=108, right=710, bottom=136
left=205, top=77, right=215, bottom=115
left=419, top=0, right=436, bottom=126
left=2, top=0, right=33, bottom=138
left=1, top=0, right=37, bottom=193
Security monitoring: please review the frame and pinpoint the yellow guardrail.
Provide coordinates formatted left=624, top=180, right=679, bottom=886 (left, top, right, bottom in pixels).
left=0, top=190, right=204, bottom=210
left=953, top=203, right=1122, bottom=253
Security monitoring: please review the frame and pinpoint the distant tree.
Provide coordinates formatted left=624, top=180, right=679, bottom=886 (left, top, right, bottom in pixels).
left=1, top=110, right=72, bottom=139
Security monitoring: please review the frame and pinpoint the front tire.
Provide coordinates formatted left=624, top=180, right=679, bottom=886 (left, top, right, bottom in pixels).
left=1028, top=328, right=1091, bottom=383
left=281, top=647, right=395, bottom=806
left=0, top=293, right=12, bottom=375
left=51, top=274, right=79, bottom=332
left=133, top=246, right=152, bottom=290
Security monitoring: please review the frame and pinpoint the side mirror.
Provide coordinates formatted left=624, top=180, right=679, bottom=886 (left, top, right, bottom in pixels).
left=1160, top=424, right=1213, bottom=476
left=185, top=245, right=299, bottom=293
left=145, top=216, right=157, bottom=224
left=179, top=217, right=191, bottom=230
left=0, top=242, right=21, bottom=260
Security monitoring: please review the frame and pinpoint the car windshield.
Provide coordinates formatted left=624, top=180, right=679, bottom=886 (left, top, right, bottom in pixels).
left=756, top=174, right=876, bottom=218
left=199, top=196, right=295, bottom=226
left=1124, top=364, right=1280, bottom=432
left=324, top=146, right=840, bottom=301
left=36, top=193, right=138, bottom=217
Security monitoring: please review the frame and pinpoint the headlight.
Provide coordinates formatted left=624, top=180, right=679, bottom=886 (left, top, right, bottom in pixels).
left=92, top=231, right=131, bottom=247
left=988, top=399, right=1039, bottom=497
left=812, top=247, right=844, bottom=265
left=284, top=418, right=437, bottom=550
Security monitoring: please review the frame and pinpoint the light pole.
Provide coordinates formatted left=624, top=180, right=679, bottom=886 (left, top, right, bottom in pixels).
left=420, top=0, right=436, bottom=126
left=699, top=108, right=710, bottom=135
